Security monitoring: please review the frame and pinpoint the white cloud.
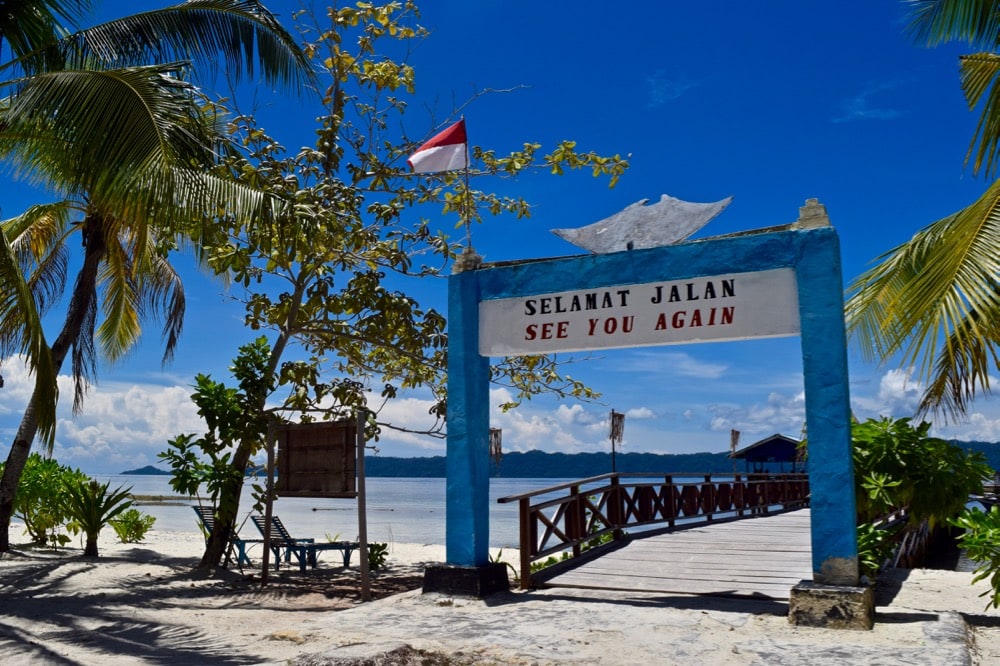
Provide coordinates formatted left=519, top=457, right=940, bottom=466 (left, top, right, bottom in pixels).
left=706, top=391, right=806, bottom=439
left=933, top=411, right=1000, bottom=442
left=625, top=407, right=656, bottom=420
left=0, top=355, right=202, bottom=474
left=833, top=82, right=903, bottom=123
left=366, top=392, right=446, bottom=454
left=612, top=350, right=728, bottom=379
left=645, top=69, right=699, bottom=107
left=850, top=368, right=924, bottom=420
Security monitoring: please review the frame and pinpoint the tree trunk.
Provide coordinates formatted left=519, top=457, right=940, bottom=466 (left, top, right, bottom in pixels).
left=0, top=217, right=106, bottom=552
left=0, top=436, right=33, bottom=552
left=198, top=439, right=255, bottom=569
left=83, top=534, right=98, bottom=557
left=197, top=307, right=295, bottom=569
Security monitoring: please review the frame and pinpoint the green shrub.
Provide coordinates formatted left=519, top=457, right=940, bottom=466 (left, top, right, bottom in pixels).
left=110, top=508, right=156, bottom=544
left=2, top=454, right=88, bottom=547
left=367, top=542, right=389, bottom=570
left=850, top=417, right=992, bottom=578
left=63, top=479, right=135, bottom=556
left=857, top=521, right=896, bottom=578
left=852, top=417, right=989, bottom=526
left=952, top=506, right=1000, bottom=609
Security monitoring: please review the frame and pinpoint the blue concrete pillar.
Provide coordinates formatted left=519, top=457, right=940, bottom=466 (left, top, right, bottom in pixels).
left=445, top=256, right=491, bottom=566
left=796, top=227, right=859, bottom=585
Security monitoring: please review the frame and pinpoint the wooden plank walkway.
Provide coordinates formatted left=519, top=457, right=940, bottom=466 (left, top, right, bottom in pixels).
left=540, top=508, right=812, bottom=600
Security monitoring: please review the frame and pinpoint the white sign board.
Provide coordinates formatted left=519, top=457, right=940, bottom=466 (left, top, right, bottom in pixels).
left=479, top=268, right=800, bottom=356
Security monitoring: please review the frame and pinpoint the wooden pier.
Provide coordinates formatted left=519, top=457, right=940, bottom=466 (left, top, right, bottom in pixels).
left=498, top=472, right=811, bottom=592
left=536, top=508, right=812, bottom=600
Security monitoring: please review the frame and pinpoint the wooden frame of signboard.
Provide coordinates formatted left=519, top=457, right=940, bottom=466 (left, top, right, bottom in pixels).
left=274, top=421, right=358, bottom=498
left=261, top=418, right=371, bottom=599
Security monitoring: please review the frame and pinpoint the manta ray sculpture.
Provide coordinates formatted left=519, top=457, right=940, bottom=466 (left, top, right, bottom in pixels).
left=551, top=194, right=733, bottom=254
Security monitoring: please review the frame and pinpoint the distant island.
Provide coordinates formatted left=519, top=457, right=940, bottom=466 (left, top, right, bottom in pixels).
left=122, top=441, right=1000, bottom=479
left=121, top=465, right=172, bottom=475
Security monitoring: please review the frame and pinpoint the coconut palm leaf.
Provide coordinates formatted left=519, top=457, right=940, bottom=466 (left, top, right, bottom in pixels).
left=960, top=53, right=1000, bottom=178
left=919, top=303, right=1000, bottom=417
left=0, top=64, right=216, bottom=197
left=2, top=202, right=74, bottom=314
left=846, top=178, right=1000, bottom=416
left=0, top=0, right=93, bottom=63
left=48, top=0, right=312, bottom=88
left=906, top=0, right=1000, bottom=49
left=0, top=228, right=57, bottom=449
left=908, top=1, right=1000, bottom=177
left=94, top=217, right=185, bottom=367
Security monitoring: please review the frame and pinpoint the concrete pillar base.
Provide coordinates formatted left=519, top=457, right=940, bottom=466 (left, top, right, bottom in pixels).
left=422, top=563, right=510, bottom=598
left=788, top=579, right=874, bottom=630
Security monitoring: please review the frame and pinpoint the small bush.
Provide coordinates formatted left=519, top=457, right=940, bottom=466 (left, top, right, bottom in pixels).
left=850, top=417, right=991, bottom=578
left=952, top=506, right=1000, bottom=609
left=368, top=542, right=389, bottom=570
left=110, top=508, right=156, bottom=543
left=63, top=479, right=134, bottom=556
left=3, top=454, right=87, bottom=546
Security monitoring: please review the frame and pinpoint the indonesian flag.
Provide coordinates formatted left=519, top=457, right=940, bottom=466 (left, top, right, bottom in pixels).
left=407, top=119, right=468, bottom=173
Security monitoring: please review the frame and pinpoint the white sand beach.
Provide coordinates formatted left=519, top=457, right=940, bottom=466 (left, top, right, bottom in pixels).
left=1, top=523, right=999, bottom=665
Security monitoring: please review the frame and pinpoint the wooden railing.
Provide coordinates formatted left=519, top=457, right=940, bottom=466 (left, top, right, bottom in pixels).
left=497, top=472, right=810, bottom=589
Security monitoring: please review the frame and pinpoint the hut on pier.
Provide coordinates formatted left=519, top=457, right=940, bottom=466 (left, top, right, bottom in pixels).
left=729, top=433, right=804, bottom=473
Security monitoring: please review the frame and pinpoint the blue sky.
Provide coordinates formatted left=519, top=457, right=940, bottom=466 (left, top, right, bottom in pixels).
left=2, top=0, right=997, bottom=474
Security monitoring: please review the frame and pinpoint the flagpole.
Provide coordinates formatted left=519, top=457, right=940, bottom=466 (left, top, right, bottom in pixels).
left=463, top=160, right=472, bottom=250
left=462, top=116, right=473, bottom=250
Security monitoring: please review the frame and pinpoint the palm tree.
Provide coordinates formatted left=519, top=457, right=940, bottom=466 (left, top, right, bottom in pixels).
left=846, top=0, right=1000, bottom=418
left=0, top=0, right=311, bottom=551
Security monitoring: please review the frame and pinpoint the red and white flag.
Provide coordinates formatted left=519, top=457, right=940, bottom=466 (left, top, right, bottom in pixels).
left=407, top=119, right=468, bottom=173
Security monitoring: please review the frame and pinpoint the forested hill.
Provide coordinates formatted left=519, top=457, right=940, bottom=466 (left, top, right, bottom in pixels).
left=124, top=441, right=1000, bottom=479
left=366, top=450, right=740, bottom=478
left=957, top=441, right=1000, bottom=475
left=365, top=440, right=1000, bottom=478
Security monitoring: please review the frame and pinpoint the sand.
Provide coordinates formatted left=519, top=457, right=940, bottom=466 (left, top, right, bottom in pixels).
left=1, top=523, right=999, bottom=665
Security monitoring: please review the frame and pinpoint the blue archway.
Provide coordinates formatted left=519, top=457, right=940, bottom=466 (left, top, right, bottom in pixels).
left=444, top=216, right=858, bottom=587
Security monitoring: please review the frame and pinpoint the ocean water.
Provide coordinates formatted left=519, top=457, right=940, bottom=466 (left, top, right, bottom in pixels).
left=95, top=475, right=566, bottom=550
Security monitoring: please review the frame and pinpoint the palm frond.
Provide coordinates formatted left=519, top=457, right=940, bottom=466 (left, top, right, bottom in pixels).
left=906, top=0, right=1000, bottom=49
left=139, top=249, right=186, bottom=365
left=918, top=303, right=1000, bottom=418
left=959, top=53, right=1000, bottom=177
left=96, top=228, right=142, bottom=366
left=847, top=179, right=1000, bottom=414
left=0, top=228, right=57, bottom=449
left=0, top=0, right=94, bottom=66
left=53, top=0, right=312, bottom=90
left=2, top=202, right=77, bottom=314
left=1, top=64, right=218, bottom=199
left=69, top=274, right=98, bottom=415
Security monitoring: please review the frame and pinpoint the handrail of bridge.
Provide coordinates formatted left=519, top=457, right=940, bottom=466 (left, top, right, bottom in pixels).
left=498, top=472, right=810, bottom=589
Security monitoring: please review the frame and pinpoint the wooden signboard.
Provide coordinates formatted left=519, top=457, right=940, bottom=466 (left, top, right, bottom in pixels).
left=274, top=421, right=357, bottom=498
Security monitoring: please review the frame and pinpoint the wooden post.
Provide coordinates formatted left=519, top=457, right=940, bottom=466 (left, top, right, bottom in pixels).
left=261, top=422, right=275, bottom=585
left=356, top=410, right=371, bottom=601
left=519, top=497, right=531, bottom=590
left=606, top=475, right=619, bottom=540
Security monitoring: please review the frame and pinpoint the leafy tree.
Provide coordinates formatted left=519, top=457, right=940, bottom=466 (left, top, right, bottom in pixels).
left=166, top=1, right=627, bottom=568
left=159, top=338, right=272, bottom=567
left=852, top=417, right=989, bottom=525
left=0, top=0, right=311, bottom=552
left=1, top=453, right=88, bottom=546
left=846, top=0, right=1000, bottom=416
left=851, top=416, right=991, bottom=576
